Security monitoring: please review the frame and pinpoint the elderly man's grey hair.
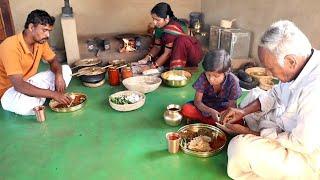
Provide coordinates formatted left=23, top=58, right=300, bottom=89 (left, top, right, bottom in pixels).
left=259, top=20, right=311, bottom=66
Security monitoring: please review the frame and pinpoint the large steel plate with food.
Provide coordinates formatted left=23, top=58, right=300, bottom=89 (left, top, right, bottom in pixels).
left=178, top=123, right=227, bottom=157
left=49, top=92, right=87, bottom=112
left=161, top=70, right=192, bottom=87
left=77, top=66, right=106, bottom=75
left=109, top=90, right=146, bottom=112
left=110, top=59, right=126, bottom=67
left=73, top=58, right=102, bottom=68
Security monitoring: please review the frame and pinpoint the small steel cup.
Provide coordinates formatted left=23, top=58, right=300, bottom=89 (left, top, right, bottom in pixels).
left=166, top=132, right=181, bottom=154
left=33, top=105, right=46, bottom=123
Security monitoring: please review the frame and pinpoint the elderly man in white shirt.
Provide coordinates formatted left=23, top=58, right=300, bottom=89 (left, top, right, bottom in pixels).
left=219, top=20, right=320, bottom=179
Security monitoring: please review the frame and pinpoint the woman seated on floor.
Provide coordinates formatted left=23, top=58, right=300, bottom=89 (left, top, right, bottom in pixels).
left=137, top=2, right=203, bottom=71
left=181, top=49, right=242, bottom=125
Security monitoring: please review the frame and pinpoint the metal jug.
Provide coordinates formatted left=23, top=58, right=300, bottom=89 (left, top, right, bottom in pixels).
left=164, top=104, right=183, bottom=126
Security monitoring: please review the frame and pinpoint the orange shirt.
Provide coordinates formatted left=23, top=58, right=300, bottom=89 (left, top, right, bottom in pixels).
left=0, top=32, right=55, bottom=97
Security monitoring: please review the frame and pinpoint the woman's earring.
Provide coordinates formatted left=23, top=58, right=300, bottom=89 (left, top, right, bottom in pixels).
left=165, top=16, right=170, bottom=23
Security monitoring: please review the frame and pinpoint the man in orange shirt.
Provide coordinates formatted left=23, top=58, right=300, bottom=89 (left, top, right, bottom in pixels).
left=0, top=9, right=72, bottom=115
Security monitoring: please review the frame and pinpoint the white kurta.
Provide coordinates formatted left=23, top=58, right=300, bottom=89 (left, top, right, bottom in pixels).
left=228, top=49, right=320, bottom=179
left=0, top=65, right=72, bottom=115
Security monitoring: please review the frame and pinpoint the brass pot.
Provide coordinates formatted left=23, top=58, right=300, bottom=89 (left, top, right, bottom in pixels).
left=163, top=104, right=183, bottom=126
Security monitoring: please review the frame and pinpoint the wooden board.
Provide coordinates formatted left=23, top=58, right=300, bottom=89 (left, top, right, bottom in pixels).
left=0, top=8, right=6, bottom=41
left=0, top=0, right=14, bottom=43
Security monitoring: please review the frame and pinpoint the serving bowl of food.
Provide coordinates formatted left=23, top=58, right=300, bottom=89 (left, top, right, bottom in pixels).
left=49, top=92, right=87, bottom=112
left=178, top=123, right=227, bottom=157
left=245, top=67, right=273, bottom=80
left=245, top=67, right=278, bottom=90
left=161, top=70, right=192, bottom=87
left=122, top=76, right=162, bottom=94
left=109, top=90, right=146, bottom=111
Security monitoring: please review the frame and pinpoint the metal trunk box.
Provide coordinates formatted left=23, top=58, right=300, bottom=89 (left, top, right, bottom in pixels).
left=209, top=25, right=223, bottom=49
left=220, top=29, right=251, bottom=59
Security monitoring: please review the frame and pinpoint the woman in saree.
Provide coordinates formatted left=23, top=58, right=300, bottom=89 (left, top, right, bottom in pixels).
left=138, top=2, right=203, bottom=70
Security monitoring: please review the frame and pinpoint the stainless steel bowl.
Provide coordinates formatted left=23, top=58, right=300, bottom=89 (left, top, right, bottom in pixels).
left=161, top=70, right=192, bottom=87
left=178, top=123, right=227, bottom=157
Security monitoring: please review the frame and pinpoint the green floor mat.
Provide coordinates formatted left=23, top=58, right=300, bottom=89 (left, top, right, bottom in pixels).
left=0, top=62, right=247, bottom=179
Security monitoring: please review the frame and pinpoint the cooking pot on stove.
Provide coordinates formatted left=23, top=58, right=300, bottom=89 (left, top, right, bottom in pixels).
left=77, top=66, right=106, bottom=83
left=80, top=73, right=105, bottom=83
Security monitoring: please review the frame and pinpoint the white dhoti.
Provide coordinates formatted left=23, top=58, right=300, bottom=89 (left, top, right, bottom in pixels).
left=227, top=134, right=319, bottom=179
left=1, top=65, right=72, bottom=115
left=228, top=88, right=320, bottom=179
left=240, top=88, right=282, bottom=133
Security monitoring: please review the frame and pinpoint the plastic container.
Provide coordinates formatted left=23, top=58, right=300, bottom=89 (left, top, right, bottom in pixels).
left=121, top=67, right=133, bottom=80
left=108, top=67, right=120, bottom=86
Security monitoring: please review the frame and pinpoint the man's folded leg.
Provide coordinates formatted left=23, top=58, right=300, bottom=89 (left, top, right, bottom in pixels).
left=227, top=134, right=318, bottom=179
left=1, top=65, right=72, bottom=115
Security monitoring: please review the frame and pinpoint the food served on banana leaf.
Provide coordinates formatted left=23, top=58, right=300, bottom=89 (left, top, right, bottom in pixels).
left=110, top=93, right=140, bottom=105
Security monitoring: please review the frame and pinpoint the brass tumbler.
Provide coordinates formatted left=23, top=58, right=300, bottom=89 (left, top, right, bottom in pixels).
left=166, top=132, right=181, bottom=153
left=33, top=105, right=46, bottom=123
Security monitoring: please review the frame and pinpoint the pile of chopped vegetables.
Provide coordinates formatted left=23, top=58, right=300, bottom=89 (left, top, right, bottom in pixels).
left=110, top=93, right=140, bottom=105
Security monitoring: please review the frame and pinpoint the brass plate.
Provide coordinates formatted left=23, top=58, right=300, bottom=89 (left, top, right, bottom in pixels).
left=178, top=123, right=227, bottom=158
left=49, top=92, right=87, bottom=112
left=161, top=70, right=192, bottom=87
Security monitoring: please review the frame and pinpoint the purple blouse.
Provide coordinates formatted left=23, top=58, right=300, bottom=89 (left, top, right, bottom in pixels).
left=193, top=72, right=242, bottom=111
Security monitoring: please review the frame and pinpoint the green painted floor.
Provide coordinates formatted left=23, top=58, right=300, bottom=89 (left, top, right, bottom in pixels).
left=0, top=63, right=236, bottom=180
